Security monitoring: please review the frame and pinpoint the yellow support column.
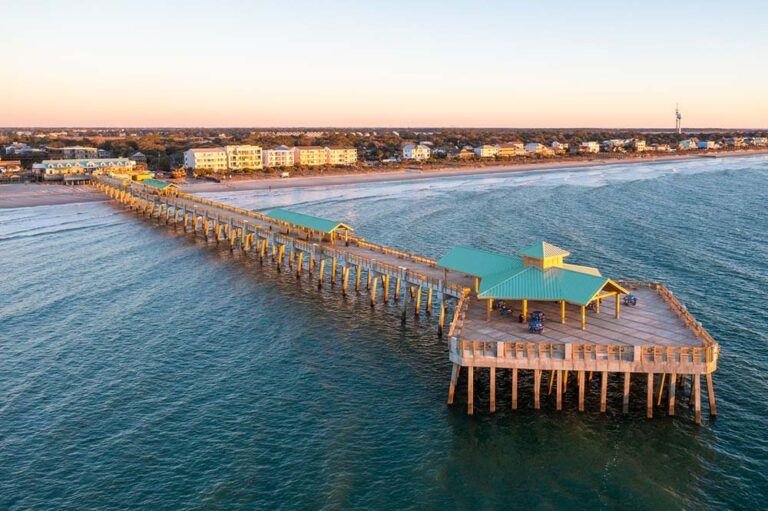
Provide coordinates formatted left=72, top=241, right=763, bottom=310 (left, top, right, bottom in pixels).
left=331, top=257, right=337, bottom=285
left=296, top=252, right=304, bottom=277
left=522, top=299, right=528, bottom=319
left=394, top=277, right=401, bottom=302
left=426, top=288, right=433, bottom=315
left=581, top=306, right=586, bottom=330
left=414, top=285, right=422, bottom=316
left=317, top=259, right=325, bottom=287
left=382, top=275, right=390, bottom=303
left=370, top=275, right=378, bottom=307
left=355, top=265, right=361, bottom=292
left=615, top=294, right=621, bottom=319
left=342, top=267, right=350, bottom=296
left=561, top=300, right=566, bottom=323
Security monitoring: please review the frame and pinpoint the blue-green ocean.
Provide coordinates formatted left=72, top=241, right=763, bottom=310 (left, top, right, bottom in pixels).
left=2, top=155, right=767, bottom=510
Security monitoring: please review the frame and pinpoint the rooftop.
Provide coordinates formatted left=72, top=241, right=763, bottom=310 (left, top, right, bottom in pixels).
left=267, top=208, right=353, bottom=234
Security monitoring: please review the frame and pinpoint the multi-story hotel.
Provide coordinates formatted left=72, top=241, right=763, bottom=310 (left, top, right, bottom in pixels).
left=403, top=144, right=432, bottom=161
left=325, top=147, right=357, bottom=166
left=184, top=145, right=262, bottom=171
left=33, top=158, right=136, bottom=182
left=262, top=145, right=295, bottom=167
left=225, top=145, right=262, bottom=170
left=293, top=146, right=327, bottom=166
left=184, top=148, right=228, bottom=171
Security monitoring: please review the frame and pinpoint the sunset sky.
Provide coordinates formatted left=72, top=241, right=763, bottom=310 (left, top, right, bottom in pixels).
left=2, top=0, right=767, bottom=128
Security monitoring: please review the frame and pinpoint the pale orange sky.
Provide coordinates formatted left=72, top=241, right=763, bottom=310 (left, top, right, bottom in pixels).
left=2, top=1, right=767, bottom=128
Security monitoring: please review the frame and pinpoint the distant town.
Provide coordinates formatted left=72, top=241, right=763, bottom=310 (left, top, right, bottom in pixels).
left=1, top=125, right=767, bottom=184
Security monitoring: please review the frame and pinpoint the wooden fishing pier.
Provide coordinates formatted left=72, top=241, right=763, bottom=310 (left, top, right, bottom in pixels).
left=93, top=177, right=719, bottom=424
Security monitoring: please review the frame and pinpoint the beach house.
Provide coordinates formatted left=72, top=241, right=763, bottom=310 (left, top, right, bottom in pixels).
left=402, top=143, right=432, bottom=161
left=474, top=145, right=499, bottom=158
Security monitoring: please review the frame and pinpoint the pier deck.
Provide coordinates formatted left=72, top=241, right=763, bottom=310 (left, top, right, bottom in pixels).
left=461, top=287, right=699, bottom=349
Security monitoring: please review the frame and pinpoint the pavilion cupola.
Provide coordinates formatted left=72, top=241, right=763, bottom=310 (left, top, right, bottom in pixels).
left=516, top=241, right=571, bottom=270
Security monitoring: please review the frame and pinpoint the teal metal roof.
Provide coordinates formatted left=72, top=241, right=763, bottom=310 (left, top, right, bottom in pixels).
left=479, top=266, right=625, bottom=305
left=267, top=208, right=353, bottom=234
left=517, top=241, right=570, bottom=259
left=437, top=246, right=523, bottom=278
left=139, top=178, right=175, bottom=189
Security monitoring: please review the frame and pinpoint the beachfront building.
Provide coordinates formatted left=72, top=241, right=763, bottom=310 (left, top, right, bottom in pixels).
left=33, top=158, right=136, bottom=183
left=630, top=139, right=647, bottom=152
left=262, top=145, right=295, bottom=168
left=403, top=143, right=432, bottom=161
left=601, top=139, right=627, bottom=152
left=474, top=145, right=499, bottom=158
left=698, top=140, right=717, bottom=150
left=524, top=143, right=553, bottom=156
left=580, top=141, right=600, bottom=153
left=724, top=137, right=745, bottom=148
left=184, top=147, right=228, bottom=171
left=0, top=160, right=23, bottom=174
left=550, top=141, right=569, bottom=154
left=746, top=137, right=768, bottom=146
left=224, top=145, right=262, bottom=171
left=497, top=143, right=525, bottom=158
left=325, top=147, right=357, bottom=166
left=47, top=146, right=99, bottom=159
left=293, top=146, right=327, bottom=166
left=679, top=139, right=698, bottom=150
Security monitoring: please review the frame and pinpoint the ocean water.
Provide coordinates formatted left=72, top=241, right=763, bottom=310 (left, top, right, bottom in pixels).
left=1, top=156, right=767, bottom=510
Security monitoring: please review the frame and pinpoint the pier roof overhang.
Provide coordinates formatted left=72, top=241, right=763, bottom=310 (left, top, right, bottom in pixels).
left=138, top=179, right=177, bottom=190
left=478, top=267, right=627, bottom=306
left=441, top=242, right=628, bottom=306
left=436, top=246, right=523, bottom=278
left=267, top=208, right=354, bottom=234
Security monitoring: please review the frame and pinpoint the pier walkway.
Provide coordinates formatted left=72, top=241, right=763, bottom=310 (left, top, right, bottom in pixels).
left=93, top=177, right=719, bottom=424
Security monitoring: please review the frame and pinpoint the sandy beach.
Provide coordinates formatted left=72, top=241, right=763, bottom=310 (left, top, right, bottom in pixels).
left=1, top=149, right=766, bottom=208
left=0, top=184, right=106, bottom=209
left=179, top=149, right=768, bottom=193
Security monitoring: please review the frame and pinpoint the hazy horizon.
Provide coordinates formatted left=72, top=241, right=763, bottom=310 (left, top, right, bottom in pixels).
left=3, top=0, right=767, bottom=128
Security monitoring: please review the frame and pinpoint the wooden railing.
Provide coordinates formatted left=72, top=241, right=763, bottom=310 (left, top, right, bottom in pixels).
left=447, top=291, right=471, bottom=338
left=454, top=340, right=715, bottom=367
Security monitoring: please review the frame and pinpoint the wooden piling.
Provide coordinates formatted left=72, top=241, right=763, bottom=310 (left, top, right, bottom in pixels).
left=512, top=368, right=519, bottom=410
left=534, top=369, right=541, bottom=409
left=647, top=373, right=654, bottom=418
left=426, top=288, right=433, bottom=315
left=355, top=265, right=361, bottom=292
left=489, top=368, right=496, bottom=413
left=467, top=366, right=474, bottom=415
left=656, top=373, right=666, bottom=407
left=600, top=371, right=608, bottom=413
left=578, top=370, right=585, bottom=412
left=448, top=364, right=460, bottom=404
left=706, top=373, right=717, bottom=416
left=370, top=275, right=378, bottom=307
left=694, top=374, right=702, bottom=424
left=668, top=372, right=677, bottom=416
left=556, top=370, right=563, bottom=411
left=623, top=372, right=631, bottom=414
left=414, top=285, right=422, bottom=316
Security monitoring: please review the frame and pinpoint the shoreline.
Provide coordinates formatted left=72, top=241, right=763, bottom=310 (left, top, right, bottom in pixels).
left=1, top=149, right=766, bottom=208
left=179, top=149, right=768, bottom=193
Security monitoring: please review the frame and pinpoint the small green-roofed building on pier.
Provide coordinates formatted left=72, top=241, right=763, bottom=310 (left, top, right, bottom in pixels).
left=267, top=208, right=353, bottom=243
left=132, top=178, right=178, bottom=195
left=438, top=241, right=627, bottom=329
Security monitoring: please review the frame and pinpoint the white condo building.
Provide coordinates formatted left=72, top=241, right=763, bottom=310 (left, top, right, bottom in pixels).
left=263, top=145, right=295, bottom=167
left=402, top=144, right=431, bottom=161
left=474, top=145, right=499, bottom=158
left=184, top=145, right=262, bottom=171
